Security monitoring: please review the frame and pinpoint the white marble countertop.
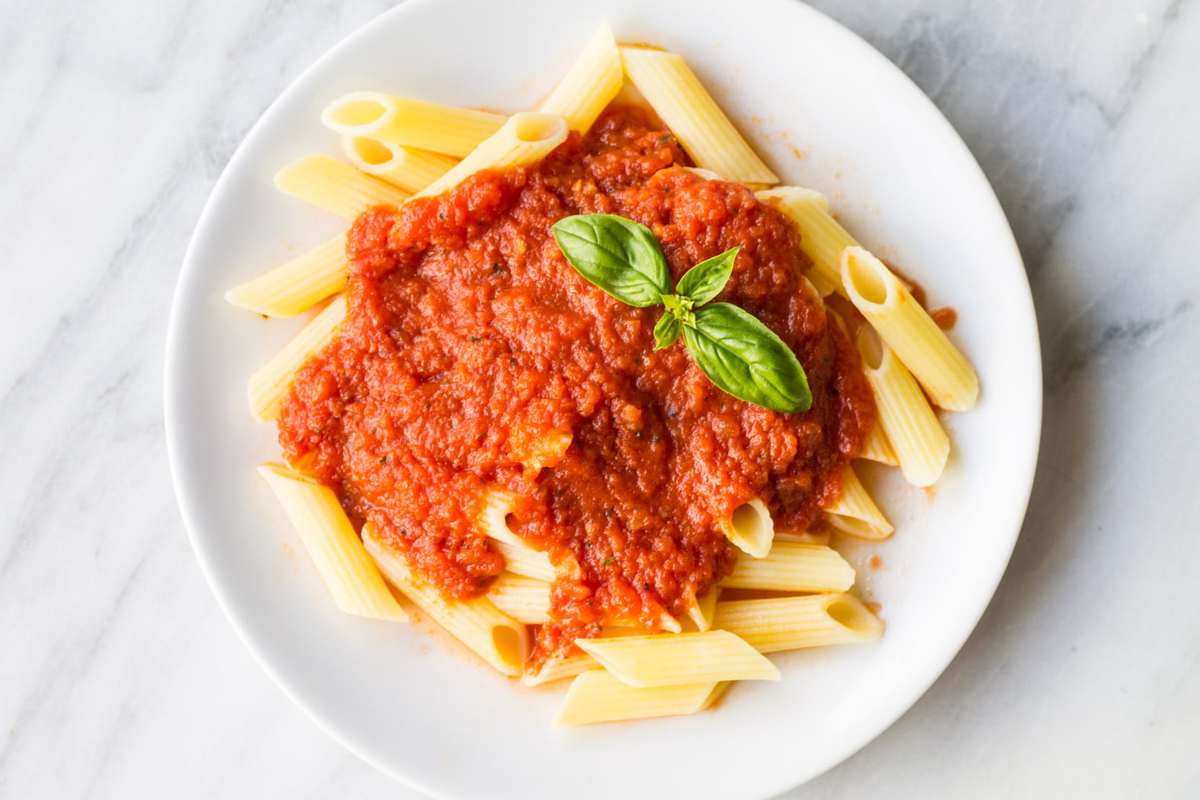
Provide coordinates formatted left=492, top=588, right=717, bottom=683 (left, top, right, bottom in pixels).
left=2, top=0, right=1197, bottom=797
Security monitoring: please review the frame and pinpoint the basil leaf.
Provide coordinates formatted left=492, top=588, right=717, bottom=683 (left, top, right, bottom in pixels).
left=653, top=311, right=682, bottom=350
left=676, top=246, right=738, bottom=307
left=552, top=214, right=671, bottom=308
left=682, top=303, right=812, bottom=413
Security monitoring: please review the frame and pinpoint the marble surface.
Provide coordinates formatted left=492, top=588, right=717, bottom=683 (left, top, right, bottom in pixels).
left=1, top=0, right=1197, bottom=797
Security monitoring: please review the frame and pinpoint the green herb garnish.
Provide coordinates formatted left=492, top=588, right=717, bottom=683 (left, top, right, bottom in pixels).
left=551, top=214, right=812, bottom=413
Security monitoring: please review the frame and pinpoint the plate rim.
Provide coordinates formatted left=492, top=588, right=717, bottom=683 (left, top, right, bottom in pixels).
left=164, top=0, right=1043, bottom=796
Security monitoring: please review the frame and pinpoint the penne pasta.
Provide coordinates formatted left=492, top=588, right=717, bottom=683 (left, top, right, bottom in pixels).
left=523, top=652, right=598, bottom=686
left=712, top=593, right=884, bottom=652
left=620, top=46, right=778, bottom=185
left=684, top=588, right=720, bottom=632
left=341, top=136, right=458, bottom=193
left=225, top=233, right=348, bottom=318
left=841, top=246, right=979, bottom=411
left=719, top=497, right=775, bottom=559
left=477, top=490, right=559, bottom=582
left=363, top=524, right=529, bottom=676
left=321, top=91, right=506, bottom=158
left=859, top=418, right=900, bottom=466
left=755, top=186, right=849, bottom=297
left=247, top=294, right=346, bottom=422
left=556, top=670, right=719, bottom=726
left=722, top=541, right=855, bottom=593
left=576, top=630, right=779, bottom=687
left=486, top=572, right=551, bottom=624
left=274, top=154, right=411, bottom=219
left=511, top=429, right=573, bottom=476
left=412, top=112, right=569, bottom=199
left=257, top=464, right=408, bottom=622
left=858, top=327, right=949, bottom=486
left=538, top=24, right=624, bottom=133
left=823, top=463, right=894, bottom=540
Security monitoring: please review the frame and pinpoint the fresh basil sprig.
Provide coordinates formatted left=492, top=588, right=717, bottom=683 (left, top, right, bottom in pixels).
left=551, top=213, right=812, bottom=413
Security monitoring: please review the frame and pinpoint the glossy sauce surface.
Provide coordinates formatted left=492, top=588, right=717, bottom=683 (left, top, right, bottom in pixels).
left=279, top=107, right=874, bottom=658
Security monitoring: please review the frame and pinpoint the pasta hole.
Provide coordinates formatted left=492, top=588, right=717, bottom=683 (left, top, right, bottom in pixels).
left=492, top=625, right=524, bottom=667
left=347, top=136, right=395, bottom=167
left=844, top=250, right=890, bottom=306
left=328, top=97, right=388, bottom=128
left=856, top=327, right=884, bottom=370
left=827, top=596, right=877, bottom=635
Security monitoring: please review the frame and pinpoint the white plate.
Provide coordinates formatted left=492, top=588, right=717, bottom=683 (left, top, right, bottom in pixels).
left=165, top=1, right=1041, bottom=797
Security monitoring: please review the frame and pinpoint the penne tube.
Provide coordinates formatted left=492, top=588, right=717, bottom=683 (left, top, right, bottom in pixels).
left=363, top=524, right=529, bottom=676
left=477, top=490, right=559, bottom=582
left=859, top=418, right=900, bottom=466
left=257, top=464, right=408, bottom=622
left=523, top=652, right=598, bottom=686
left=712, top=593, right=883, bottom=652
left=755, top=186, right=848, bottom=297
left=321, top=91, right=506, bottom=158
left=823, top=463, right=894, bottom=540
left=620, top=46, right=778, bottom=185
left=225, top=233, right=348, bottom=318
left=556, top=670, right=719, bottom=726
left=841, top=247, right=978, bottom=411
left=538, top=24, right=624, bottom=133
left=684, top=588, right=720, bottom=632
left=341, top=136, right=458, bottom=193
left=858, top=327, right=949, bottom=486
left=722, top=541, right=855, bottom=593
left=576, top=630, right=779, bottom=688
left=412, top=112, right=569, bottom=199
left=247, top=294, right=346, bottom=422
left=274, top=154, right=411, bottom=219
left=486, top=573, right=551, bottom=624
left=719, top=497, right=774, bottom=559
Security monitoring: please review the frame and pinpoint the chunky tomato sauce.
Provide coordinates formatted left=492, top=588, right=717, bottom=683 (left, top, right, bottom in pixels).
left=279, top=106, right=874, bottom=660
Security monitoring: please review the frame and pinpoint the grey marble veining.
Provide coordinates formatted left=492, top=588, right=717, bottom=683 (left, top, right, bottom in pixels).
left=0, top=1, right=1197, bottom=797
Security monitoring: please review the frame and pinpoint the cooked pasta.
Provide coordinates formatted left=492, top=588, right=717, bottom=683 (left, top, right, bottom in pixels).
left=341, top=136, right=458, bottom=193
left=363, top=524, right=529, bottom=676
left=274, top=154, right=411, bottom=219
left=722, top=541, right=855, bottom=593
left=522, top=652, right=598, bottom=686
left=413, top=112, right=569, bottom=199
left=321, top=91, right=506, bottom=158
left=859, top=419, right=900, bottom=466
left=478, top=490, right=559, bottom=581
left=755, top=186, right=849, bottom=297
left=486, top=572, right=551, bottom=624
left=576, top=630, right=779, bottom=687
left=538, top=24, right=623, bottom=133
left=841, top=246, right=979, bottom=411
left=719, top=497, right=775, bottom=559
left=824, top=463, right=894, bottom=539
left=225, top=233, right=348, bottom=319
left=257, top=464, right=408, bottom=622
left=247, top=294, right=346, bottom=421
left=858, top=327, right=949, bottom=486
left=685, top=588, right=720, bottom=632
left=712, top=593, right=884, bottom=652
left=556, top=670, right=719, bottom=726
left=620, top=46, right=778, bottom=185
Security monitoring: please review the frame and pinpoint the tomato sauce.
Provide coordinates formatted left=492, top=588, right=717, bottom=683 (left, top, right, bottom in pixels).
left=278, top=107, right=875, bottom=659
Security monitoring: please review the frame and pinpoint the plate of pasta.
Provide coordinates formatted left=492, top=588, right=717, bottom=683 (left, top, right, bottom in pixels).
left=165, top=0, right=1041, bottom=797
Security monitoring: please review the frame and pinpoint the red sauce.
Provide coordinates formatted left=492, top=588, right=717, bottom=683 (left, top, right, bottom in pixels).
left=278, top=107, right=875, bottom=659
left=931, top=307, right=957, bottom=330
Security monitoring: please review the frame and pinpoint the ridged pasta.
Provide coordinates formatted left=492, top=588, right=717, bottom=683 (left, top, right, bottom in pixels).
left=247, top=294, right=346, bottom=422
left=722, top=541, right=855, bottom=593
left=363, top=524, right=528, bottom=676
left=274, top=154, right=411, bottom=219
left=556, top=670, right=719, bottom=726
left=523, top=652, right=598, bottom=686
left=477, top=490, right=559, bottom=581
left=755, top=186, right=849, bottom=297
left=841, top=246, right=979, bottom=411
left=225, top=233, right=348, bottom=318
left=858, top=327, right=949, bottom=486
left=620, top=46, right=778, bottom=185
left=712, top=593, right=883, bottom=652
left=341, top=136, right=458, bottom=193
left=538, top=24, right=624, bottom=133
left=859, top=418, right=900, bottom=466
left=685, top=588, right=720, bottom=632
left=576, top=630, right=779, bottom=687
left=257, top=464, right=408, bottom=622
left=486, top=573, right=550, bottom=624
left=413, top=112, right=569, bottom=199
left=824, top=463, right=894, bottom=539
left=321, top=91, right=506, bottom=158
